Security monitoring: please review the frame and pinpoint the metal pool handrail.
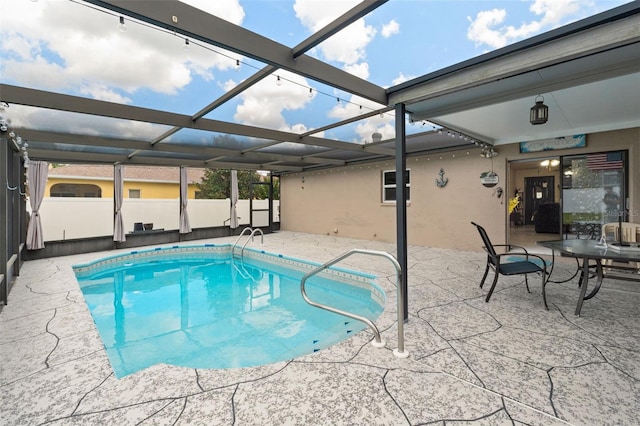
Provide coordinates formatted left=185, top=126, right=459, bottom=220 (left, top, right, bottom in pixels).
left=300, top=249, right=409, bottom=358
left=232, top=227, right=264, bottom=260
left=241, top=228, right=264, bottom=258
left=232, top=227, right=254, bottom=256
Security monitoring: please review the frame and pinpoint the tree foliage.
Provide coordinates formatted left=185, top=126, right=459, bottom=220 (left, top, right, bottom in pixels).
left=195, top=169, right=279, bottom=200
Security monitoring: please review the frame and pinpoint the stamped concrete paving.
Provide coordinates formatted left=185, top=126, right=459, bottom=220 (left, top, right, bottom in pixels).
left=1, top=231, right=638, bottom=425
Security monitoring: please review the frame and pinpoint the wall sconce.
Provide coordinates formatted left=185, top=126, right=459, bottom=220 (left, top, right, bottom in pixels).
left=530, top=95, right=548, bottom=125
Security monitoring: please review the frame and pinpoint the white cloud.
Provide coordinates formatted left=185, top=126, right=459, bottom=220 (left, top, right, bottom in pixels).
left=223, top=79, right=239, bottom=92
left=2, top=57, right=70, bottom=92
left=467, top=0, right=590, bottom=49
left=79, top=85, right=132, bottom=104
left=294, top=0, right=375, bottom=65
left=328, top=95, right=384, bottom=120
left=392, top=73, right=415, bottom=86
left=343, top=62, right=370, bottom=80
left=293, top=0, right=360, bottom=31
left=467, top=8, right=508, bottom=49
left=6, top=105, right=165, bottom=139
left=381, top=20, right=400, bottom=38
left=234, top=70, right=314, bottom=131
left=328, top=95, right=391, bottom=143
left=316, top=19, right=376, bottom=65
left=292, top=0, right=380, bottom=138
left=0, top=0, right=245, bottom=100
left=355, top=121, right=395, bottom=143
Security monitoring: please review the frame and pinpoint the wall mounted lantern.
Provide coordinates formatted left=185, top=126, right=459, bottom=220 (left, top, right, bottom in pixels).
left=530, top=95, right=549, bottom=125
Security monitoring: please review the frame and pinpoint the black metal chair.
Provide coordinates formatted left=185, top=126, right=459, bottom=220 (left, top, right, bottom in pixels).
left=471, top=222, right=549, bottom=309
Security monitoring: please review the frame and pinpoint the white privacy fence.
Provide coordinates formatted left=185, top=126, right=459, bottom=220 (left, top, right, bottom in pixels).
left=32, top=198, right=279, bottom=242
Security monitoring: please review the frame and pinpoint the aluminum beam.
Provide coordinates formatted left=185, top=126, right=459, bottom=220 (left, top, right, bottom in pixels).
left=1, top=85, right=393, bottom=157
left=298, top=106, right=394, bottom=138
left=17, top=129, right=347, bottom=167
left=26, top=148, right=303, bottom=171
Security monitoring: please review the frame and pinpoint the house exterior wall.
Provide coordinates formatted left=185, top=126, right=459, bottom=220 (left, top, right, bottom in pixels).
left=45, top=178, right=200, bottom=199
left=281, top=146, right=506, bottom=252
left=503, top=128, right=639, bottom=227
left=280, top=128, right=639, bottom=252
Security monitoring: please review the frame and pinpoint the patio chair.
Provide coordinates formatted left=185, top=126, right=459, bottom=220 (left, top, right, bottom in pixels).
left=471, top=222, right=549, bottom=309
left=600, top=221, right=640, bottom=275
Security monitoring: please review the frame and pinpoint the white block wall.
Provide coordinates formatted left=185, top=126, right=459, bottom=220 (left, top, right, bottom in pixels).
left=33, top=198, right=279, bottom=241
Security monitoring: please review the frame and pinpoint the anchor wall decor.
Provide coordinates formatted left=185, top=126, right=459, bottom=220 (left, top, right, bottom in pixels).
left=435, top=168, right=448, bottom=188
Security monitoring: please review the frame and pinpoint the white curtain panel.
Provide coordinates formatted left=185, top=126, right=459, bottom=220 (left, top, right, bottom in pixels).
left=113, top=164, right=125, bottom=242
left=26, top=161, right=49, bottom=250
left=230, top=170, right=239, bottom=229
left=179, top=166, right=192, bottom=234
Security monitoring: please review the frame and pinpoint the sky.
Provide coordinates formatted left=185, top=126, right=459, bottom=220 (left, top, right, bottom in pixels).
left=0, top=0, right=632, bottom=145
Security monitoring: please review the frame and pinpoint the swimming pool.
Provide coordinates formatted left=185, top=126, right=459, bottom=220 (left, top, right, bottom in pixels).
left=73, top=244, right=385, bottom=378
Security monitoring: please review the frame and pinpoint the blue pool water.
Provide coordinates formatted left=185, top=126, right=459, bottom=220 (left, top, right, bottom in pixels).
left=73, top=245, right=385, bottom=378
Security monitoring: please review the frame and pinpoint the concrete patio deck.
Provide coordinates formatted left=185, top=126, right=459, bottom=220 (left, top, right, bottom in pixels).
left=1, top=231, right=638, bottom=425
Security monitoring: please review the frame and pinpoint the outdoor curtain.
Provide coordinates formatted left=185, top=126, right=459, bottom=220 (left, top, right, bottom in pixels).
left=230, top=170, right=239, bottom=229
left=113, top=164, right=125, bottom=242
left=26, top=161, right=49, bottom=250
left=179, top=166, right=192, bottom=234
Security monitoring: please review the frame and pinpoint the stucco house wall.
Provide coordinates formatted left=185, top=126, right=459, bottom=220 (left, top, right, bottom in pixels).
left=280, top=128, right=639, bottom=252
left=45, top=177, right=193, bottom=199
left=281, top=146, right=507, bottom=252
left=45, top=165, right=204, bottom=199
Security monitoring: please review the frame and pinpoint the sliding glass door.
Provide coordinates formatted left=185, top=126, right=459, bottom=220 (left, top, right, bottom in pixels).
left=561, top=150, right=627, bottom=239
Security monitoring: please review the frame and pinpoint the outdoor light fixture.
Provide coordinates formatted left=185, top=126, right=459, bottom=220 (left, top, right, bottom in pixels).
left=530, top=95, right=548, bottom=125
left=540, top=159, right=560, bottom=167
left=118, top=16, right=127, bottom=32
left=540, top=159, right=560, bottom=168
left=5, top=130, right=30, bottom=166
left=480, top=144, right=498, bottom=158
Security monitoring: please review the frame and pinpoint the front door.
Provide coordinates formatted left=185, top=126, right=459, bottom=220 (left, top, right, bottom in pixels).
left=524, top=176, right=555, bottom=225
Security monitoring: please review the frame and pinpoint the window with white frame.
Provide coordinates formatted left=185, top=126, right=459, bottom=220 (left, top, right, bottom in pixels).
left=129, top=189, right=141, bottom=198
left=382, top=169, right=410, bottom=203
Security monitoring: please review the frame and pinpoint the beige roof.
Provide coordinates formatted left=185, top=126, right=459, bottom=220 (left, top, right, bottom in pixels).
left=47, top=164, right=206, bottom=184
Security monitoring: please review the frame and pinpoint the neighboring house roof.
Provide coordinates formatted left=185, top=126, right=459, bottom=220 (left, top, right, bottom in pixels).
left=47, top=164, right=206, bottom=184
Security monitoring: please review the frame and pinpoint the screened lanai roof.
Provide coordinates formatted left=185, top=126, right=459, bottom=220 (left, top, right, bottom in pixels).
left=1, top=1, right=639, bottom=174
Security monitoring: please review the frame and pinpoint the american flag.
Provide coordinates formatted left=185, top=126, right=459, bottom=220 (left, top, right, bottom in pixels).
left=586, top=152, right=623, bottom=170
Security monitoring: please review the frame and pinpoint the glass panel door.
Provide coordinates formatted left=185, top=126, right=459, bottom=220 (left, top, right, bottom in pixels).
left=561, top=151, right=627, bottom=239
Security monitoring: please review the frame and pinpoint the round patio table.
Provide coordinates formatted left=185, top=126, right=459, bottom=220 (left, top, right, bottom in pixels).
left=537, top=239, right=640, bottom=315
